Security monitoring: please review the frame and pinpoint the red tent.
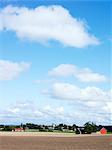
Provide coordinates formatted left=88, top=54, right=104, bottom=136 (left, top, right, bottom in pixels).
left=100, top=127, right=107, bottom=134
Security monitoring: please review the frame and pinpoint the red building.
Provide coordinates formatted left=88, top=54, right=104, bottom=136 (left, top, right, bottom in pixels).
left=100, top=127, right=107, bottom=134
left=14, top=128, right=24, bottom=132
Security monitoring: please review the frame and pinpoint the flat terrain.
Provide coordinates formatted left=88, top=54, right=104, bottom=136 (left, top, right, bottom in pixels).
left=0, top=133, right=112, bottom=150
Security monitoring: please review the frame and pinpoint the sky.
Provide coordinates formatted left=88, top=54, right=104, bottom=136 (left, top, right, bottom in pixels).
left=0, top=0, right=111, bottom=125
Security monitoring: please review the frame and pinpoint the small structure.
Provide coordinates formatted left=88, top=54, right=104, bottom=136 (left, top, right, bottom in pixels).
left=14, top=128, right=24, bottom=132
left=100, top=127, right=107, bottom=134
left=75, top=127, right=85, bottom=134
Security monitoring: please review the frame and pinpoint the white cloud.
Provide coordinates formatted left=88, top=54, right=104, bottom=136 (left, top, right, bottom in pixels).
left=8, top=108, right=20, bottom=113
left=0, top=60, right=30, bottom=80
left=0, top=101, right=111, bottom=125
left=0, top=101, right=65, bottom=123
left=43, top=105, right=64, bottom=116
left=0, top=5, right=100, bottom=48
left=49, top=64, right=75, bottom=77
left=46, top=82, right=110, bottom=102
left=49, top=64, right=107, bottom=82
left=43, top=82, right=111, bottom=124
left=103, top=102, right=112, bottom=114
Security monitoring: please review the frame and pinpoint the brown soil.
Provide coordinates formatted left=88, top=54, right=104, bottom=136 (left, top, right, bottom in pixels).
left=0, top=135, right=112, bottom=150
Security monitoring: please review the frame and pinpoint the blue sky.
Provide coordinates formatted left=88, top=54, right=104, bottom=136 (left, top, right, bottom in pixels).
left=0, top=0, right=111, bottom=125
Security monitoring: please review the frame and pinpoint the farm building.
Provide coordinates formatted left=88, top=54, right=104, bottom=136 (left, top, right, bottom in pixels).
left=97, top=125, right=112, bottom=134
left=14, top=128, right=25, bottom=132
left=100, top=127, right=107, bottom=134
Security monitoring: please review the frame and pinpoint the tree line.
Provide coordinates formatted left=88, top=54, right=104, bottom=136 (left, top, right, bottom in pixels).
left=0, top=122, right=111, bottom=134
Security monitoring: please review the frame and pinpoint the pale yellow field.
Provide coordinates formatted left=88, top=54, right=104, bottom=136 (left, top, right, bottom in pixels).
left=0, top=131, right=109, bottom=137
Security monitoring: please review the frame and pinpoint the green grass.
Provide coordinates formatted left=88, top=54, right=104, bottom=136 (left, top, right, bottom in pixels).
left=107, top=132, right=112, bottom=134
left=25, top=129, right=39, bottom=132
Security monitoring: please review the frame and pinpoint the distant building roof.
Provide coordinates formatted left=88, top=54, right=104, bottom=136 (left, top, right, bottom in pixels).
left=15, top=128, right=24, bottom=131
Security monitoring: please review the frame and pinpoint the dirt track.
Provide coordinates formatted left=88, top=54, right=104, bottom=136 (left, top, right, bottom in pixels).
left=0, top=134, right=112, bottom=150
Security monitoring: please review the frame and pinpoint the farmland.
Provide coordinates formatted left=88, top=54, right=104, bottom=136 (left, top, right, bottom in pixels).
left=0, top=132, right=112, bottom=150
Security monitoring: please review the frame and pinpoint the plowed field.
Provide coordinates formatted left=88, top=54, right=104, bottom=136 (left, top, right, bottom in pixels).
left=0, top=134, right=112, bottom=150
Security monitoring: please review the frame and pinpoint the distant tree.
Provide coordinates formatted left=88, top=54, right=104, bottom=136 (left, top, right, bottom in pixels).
left=75, top=129, right=80, bottom=134
left=21, top=123, right=23, bottom=128
left=72, top=124, right=77, bottom=131
left=68, top=125, right=72, bottom=130
left=57, top=124, right=64, bottom=131
left=84, top=122, right=97, bottom=134
left=63, top=124, right=68, bottom=129
left=0, top=125, right=4, bottom=128
left=58, top=124, right=64, bottom=127
left=3, top=126, right=12, bottom=131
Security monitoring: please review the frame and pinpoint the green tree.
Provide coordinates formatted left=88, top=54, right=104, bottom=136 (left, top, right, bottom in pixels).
left=84, top=122, right=97, bottom=134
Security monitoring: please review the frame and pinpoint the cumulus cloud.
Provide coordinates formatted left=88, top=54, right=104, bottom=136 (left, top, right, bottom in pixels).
left=0, top=101, right=111, bottom=125
left=42, top=105, right=64, bottom=119
left=0, top=5, right=99, bottom=48
left=0, top=101, right=65, bottom=123
left=49, top=64, right=107, bottom=82
left=0, top=60, right=30, bottom=80
left=45, top=82, right=111, bottom=102
left=42, top=82, right=111, bottom=124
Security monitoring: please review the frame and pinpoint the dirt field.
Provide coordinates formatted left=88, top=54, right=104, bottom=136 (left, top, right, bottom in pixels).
left=0, top=133, right=112, bottom=150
